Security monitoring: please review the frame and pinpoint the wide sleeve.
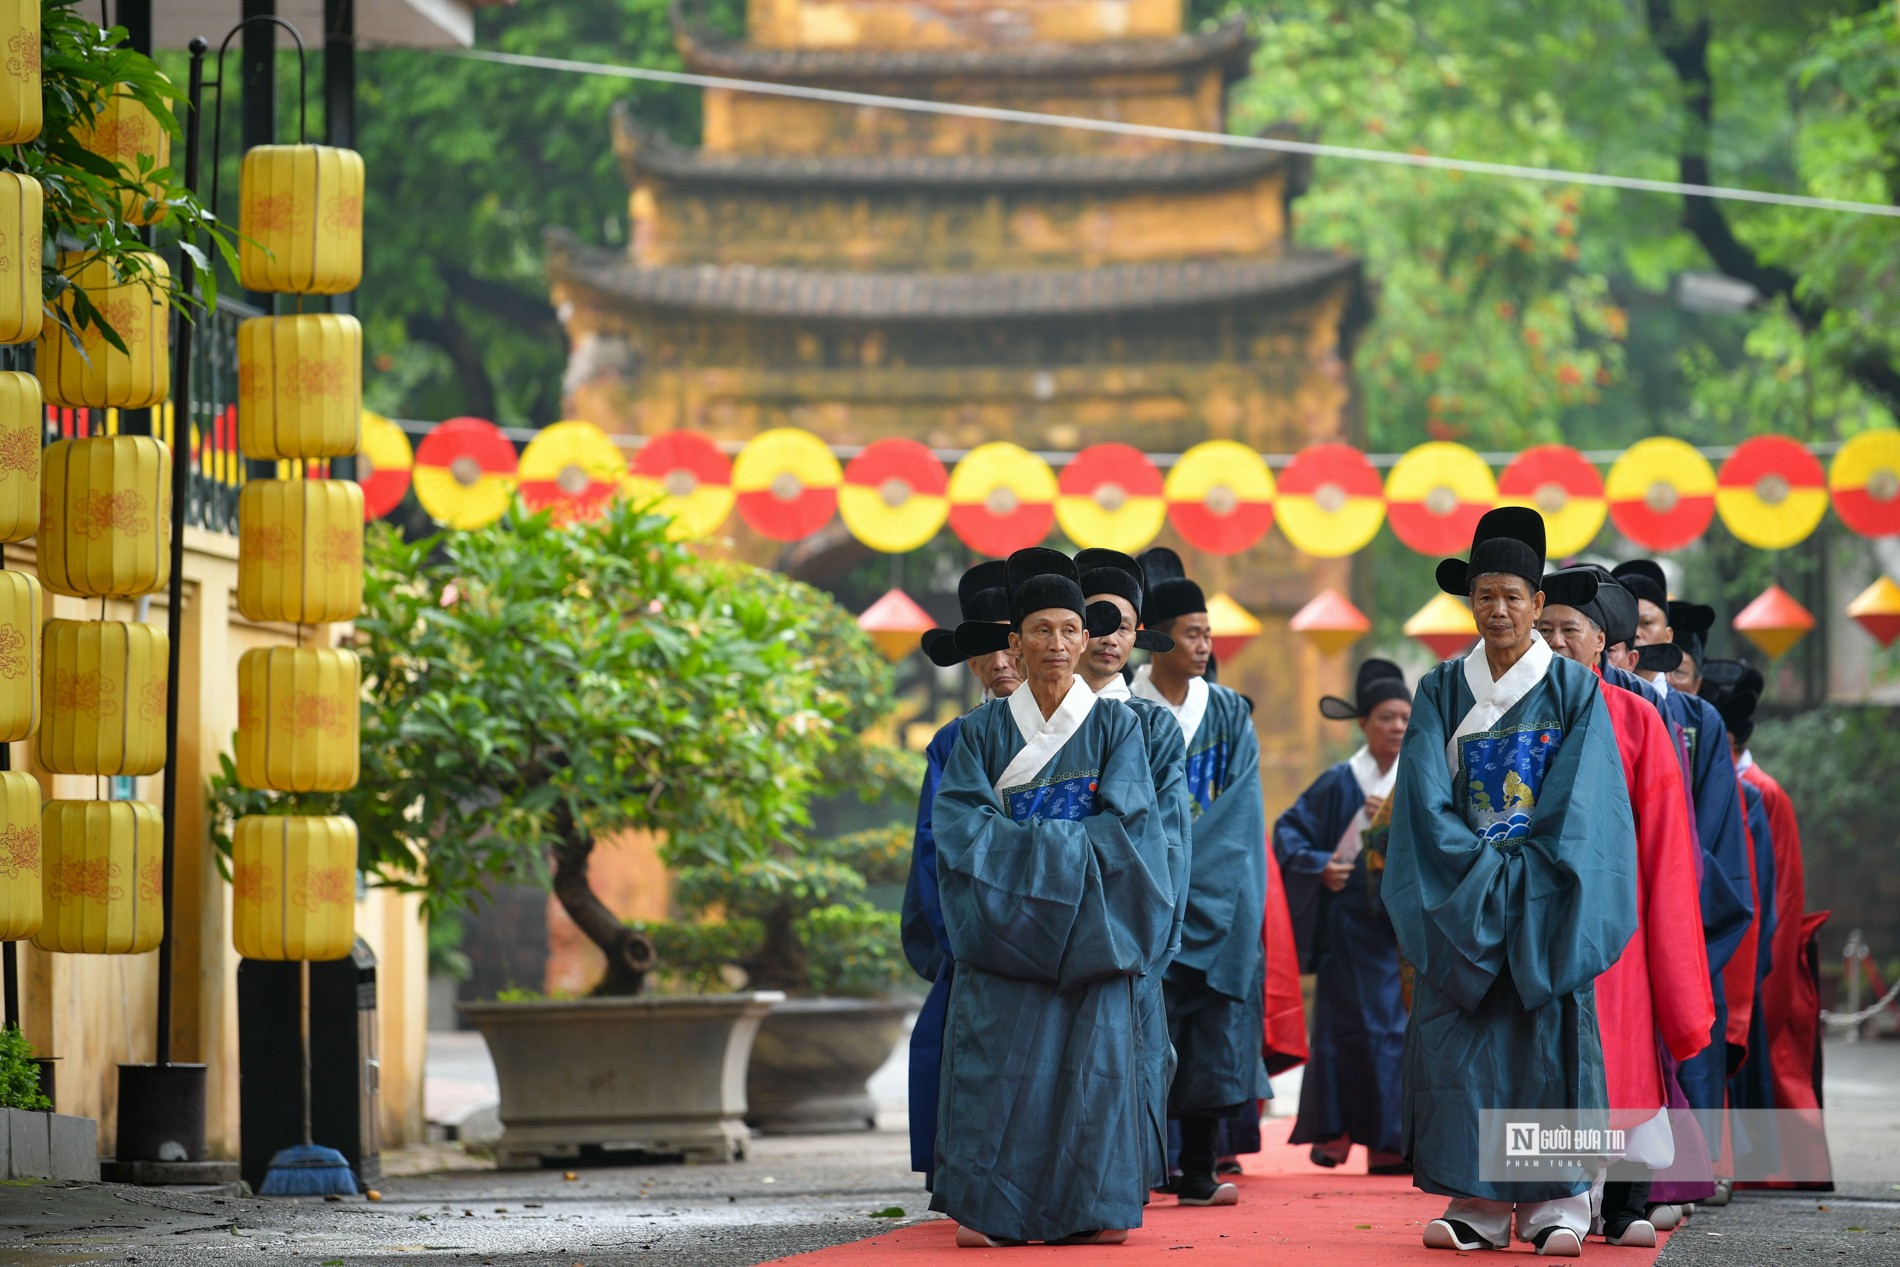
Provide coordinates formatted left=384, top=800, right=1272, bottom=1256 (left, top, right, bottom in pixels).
left=1633, top=718, right=1714, bottom=1064
left=900, top=726, right=956, bottom=982
left=1748, top=785, right=1777, bottom=981
left=1690, top=704, right=1755, bottom=975
left=1182, top=706, right=1269, bottom=1000
left=1145, top=712, right=1193, bottom=965
left=1272, top=767, right=1351, bottom=972
left=934, top=706, right=1175, bottom=992
left=1387, top=668, right=1638, bottom=1014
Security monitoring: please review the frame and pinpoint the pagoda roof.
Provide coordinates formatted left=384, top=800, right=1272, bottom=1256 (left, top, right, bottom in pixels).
left=612, top=106, right=1305, bottom=193
left=671, top=6, right=1256, bottom=84
left=547, top=233, right=1361, bottom=323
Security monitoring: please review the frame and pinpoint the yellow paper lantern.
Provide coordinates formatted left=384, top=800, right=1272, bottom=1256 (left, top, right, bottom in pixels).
left=38, top=620, right=167, bottom=777
left=34, top=799, right=162, bottom=955
left=0, top=771, right=40, bottom=942
left=0, top=173, right=43, bottom=344
left=238, top=479, right=364, bottom=624
left=236, top=314, right=362, bottom=461
left=74, top=83, right=171, bottom=225
left=0, top=371, right=42, bottom=539
left=0, top=1, right=41, bottom=146
left=231, top=815, right=357, bottom=961
left=0, top=567, right=42, bottom=743
left=236, top=647, right=360, bottom=793
left=38, top=435, right=172, bottom=598
left=38, top=251, right=170, bottom=409
left=238, top=144, right=365, bottom=295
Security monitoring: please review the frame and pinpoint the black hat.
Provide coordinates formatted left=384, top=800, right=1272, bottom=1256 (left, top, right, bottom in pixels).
left=1075, top=548, right=1175, bottom=654
left=1136, top=546, right=1207, bottom=627
left=1318, top=659, right=1411, bottom=720
left=1546, top=566, right=1680, bottom=672
left=922, top=560, right=1009, bottom=667
left=1610, top=560, right=1669, bottom=613
left=1675, top=629, right=1707, bottom=670
left=1698, top=658, right=1765, bottom=705
left=1708, top=686, right=1761, bottom=745
left=1438, top=507, right=1596, bottom=607
left=953, top=549, right=1120, bottom=658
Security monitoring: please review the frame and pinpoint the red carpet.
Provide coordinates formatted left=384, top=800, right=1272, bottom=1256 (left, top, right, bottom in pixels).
left=768, top=1119, right=1672, bottom=1265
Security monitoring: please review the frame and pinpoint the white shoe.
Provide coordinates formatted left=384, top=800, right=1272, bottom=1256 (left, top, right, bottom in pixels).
left=1608, top=1219, right=1657, bottom=1247
left=1645, top=1204, right=1681, bottom=1231
left=1424, top=1219, right=1501, bottom=1251
left=956, top=1227, right=1025, bottom=1249
left=1052, top=1229, right=1128, bottom=1245
left=1703, top=1179, right=1733, bottom=1206
left=1534, top=1228, right=1583, bottom=1257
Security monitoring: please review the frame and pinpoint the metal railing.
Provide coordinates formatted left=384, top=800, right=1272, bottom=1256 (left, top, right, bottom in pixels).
left=5, top=299, right=262, bottom=536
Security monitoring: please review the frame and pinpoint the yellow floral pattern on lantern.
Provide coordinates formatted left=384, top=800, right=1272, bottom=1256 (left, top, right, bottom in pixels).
left=237, top=479, right=364, bottom=624
left=39, top=620, right=169, bottom=777
left=0, top=369, right=41, bottom=544
left=237, top=314, right=362, bottom=461
left=38, top=252, right=170, bottom=409
left=0, top=772, right=39, bottom=941
left=236, top=647, right=361, bottom=793
left=34, top=800, right=163, bottom=955
left=232, top=815, right=357, bottom=961
left=0, top=3, right=41, bottom=147
left=75, top=82, right=172, bottom=225
left=38, top=435, right=173, bottom=598
left=238, top=145, right=365, bottom=295
left=0, top=174, right=43, bottom=344
left=0, top=568, right=39, bottom=744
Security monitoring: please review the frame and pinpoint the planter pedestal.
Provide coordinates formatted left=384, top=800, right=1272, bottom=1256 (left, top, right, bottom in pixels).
left=460, top=993, right=781, bottom=1168
left=746, top=997, right=909, bottom=1135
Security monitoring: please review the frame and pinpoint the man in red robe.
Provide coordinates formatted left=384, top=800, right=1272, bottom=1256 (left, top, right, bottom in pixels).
left=1537, top=569, right=1714, bottom=1246
left=1700, top=660, right=1833, bottom=1191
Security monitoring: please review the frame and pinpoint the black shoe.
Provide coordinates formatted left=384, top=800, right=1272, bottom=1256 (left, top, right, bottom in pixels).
left=1532, top=1227, right=1582, bottom=1257
left=1215, top=1159, right=1244, bottom=1176
left=1368, top=1160, right=1414, bottom=1176
left=1150, top=1174, right=1181, bottom=1195
left=1423, top=1219, right=1498, bottom=1251
left=1174, top=1172, right=1239, bottom=1206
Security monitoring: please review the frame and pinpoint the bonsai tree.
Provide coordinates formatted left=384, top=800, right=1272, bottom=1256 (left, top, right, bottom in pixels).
left=211, top=502, right=857, bottom=996
left=634, top=564, right=923, bottom=998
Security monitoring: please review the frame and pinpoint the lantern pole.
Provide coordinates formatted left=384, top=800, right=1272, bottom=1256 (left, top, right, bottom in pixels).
left=153, top=36, right=207, bottom=1073
left=0, top=744, right=13, bottom=1030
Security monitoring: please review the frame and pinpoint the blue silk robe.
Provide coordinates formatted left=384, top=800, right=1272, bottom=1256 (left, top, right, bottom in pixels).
left=1727, top=780, right=1780, bottom=1173
left=1656, top=684, right=1754, bottom=1127
left=901, top=716, right=962, bottom=1178
left=930, top=690, right=1175, bottom=1242
left=1387, top=652, right=1637, bottom=1202
left=1274, top=761, right=1406, bottom=1156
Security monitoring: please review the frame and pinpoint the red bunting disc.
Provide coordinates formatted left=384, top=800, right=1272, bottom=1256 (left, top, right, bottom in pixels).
left=1055, top=443, right=1166, bottom=553
left=947, top=442, right=1057, bottom=555
left=732, top=428, right=842, bottom=542
left=1497, top=444, right=1606, bottom=558
left=627, top=430, right=734, bottom=539
left=839, top=438, right=949, bottom=553
left=413, top=416, right=519, bottom=531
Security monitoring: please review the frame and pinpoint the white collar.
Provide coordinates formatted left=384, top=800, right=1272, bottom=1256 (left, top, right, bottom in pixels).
left=1093, top=674, right=1132, bottom=701
left=1736, top=749, right=1755, bottom=774
left=1649, top=673, right=1672, bottom=697
left=996, top=676, right=1098, bottom=794
left=1347, top=745, right=1398, bottom=799
left=1130, top=664, right=1210, bottom=747
left=1449, top=632, right=1554, bottom=770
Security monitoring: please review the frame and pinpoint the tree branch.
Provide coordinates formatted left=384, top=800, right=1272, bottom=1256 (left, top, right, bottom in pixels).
left=406, top=304, right=500, bottom=421
left=549, top=800, right=656, bottom=997
left=1645, top=0, right=1900, bottom=412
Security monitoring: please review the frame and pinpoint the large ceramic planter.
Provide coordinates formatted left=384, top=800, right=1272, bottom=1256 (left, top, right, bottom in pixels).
left=460, top=992, right=781, bottom=1168
left=745, top=996, right=909, bottom=1135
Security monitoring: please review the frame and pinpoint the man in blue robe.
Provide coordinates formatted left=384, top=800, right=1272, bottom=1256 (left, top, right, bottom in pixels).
left=1074, top=549, right=1193, bottom=1193
left=1610, top=562, right=1753, bottom=1157
left=1274, top=658, right=1412, bottom=1174
left=1131, top=547, right=1267, bottom=1208
left=930, top=548, right=1176, bottom=1247
left=1387, top=508, right=1637, bottom=1257
left=900, top=560, right=1019, bottom=1181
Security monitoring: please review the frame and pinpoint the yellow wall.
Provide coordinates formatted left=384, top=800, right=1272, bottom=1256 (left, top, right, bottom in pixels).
left=4, top=529, right=426, bottom=1161
left=749, top=0, right=1184, bottom=48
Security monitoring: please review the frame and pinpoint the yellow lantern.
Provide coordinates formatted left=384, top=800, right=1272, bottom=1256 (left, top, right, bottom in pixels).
left=38, top=435, right=172, bottom=598
left=0, top=371, right=41, bottom=539
left=236, top=647, right=360, bottom=793
left=238, top=479, right=364, bottom=624
left=0, top=567, right=42, bottom=743
left=74, top=82, right=172, bottom=225
left=0, top=173, right=43, bottom=344
left=34, top=799, right=162, bottom=955
left=232, top=815, right=356, bottom=961
left=38, top=251, right=170, bottom=409
left=238, top=144, right=365, bottom=295
left=0, top=772, right=40, bottom=942
left=38, top=620, right=167, bottom=777
left=236, top=314, right=362, bottom=461
left=0, top=1, right=41, bottom=146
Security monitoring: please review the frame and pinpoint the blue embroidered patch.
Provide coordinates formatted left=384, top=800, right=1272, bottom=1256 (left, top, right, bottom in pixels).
left=1004, top=771, right=1101, bottom=824
left=1183, top=741, right=1231, bottom=813
left=1459, top=724, right=1564, bottom=843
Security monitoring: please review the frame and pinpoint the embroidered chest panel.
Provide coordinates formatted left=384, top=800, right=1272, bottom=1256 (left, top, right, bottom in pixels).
left=1003, top=769, right=1102, bottom=824
left=1183, top=739, right=1231, bottom=815
left=1456, top=720, right=1565, bottom=844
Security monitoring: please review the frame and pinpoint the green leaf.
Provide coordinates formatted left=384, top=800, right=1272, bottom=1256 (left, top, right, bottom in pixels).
left=868, top=1207, right=906, bottom=1219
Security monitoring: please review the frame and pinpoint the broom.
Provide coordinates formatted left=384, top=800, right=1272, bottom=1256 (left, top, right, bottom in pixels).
left=260, top=961, right=358, bottom=1197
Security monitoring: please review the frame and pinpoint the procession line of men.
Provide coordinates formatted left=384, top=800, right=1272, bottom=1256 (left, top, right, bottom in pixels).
left=898, top=511, right=1826, bottom=1252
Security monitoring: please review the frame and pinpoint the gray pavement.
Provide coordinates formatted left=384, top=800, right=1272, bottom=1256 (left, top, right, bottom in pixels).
left=1, top=1033, right=1896, bottom=1265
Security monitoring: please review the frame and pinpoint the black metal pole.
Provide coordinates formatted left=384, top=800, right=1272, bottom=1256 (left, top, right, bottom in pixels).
left=323, top=0, right=356, bottom=483
left=1, top=740, right=14, bottom=1031
left=118, top=0, right=156, bottom=438
left=154, top=40, right=207, bottom=1071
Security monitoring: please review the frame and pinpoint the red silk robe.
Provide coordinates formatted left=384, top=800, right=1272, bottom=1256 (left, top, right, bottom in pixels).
left=1596, top=673, right=1716, bottom=1125
left=1724, top=783, right=1765, bottom=1047
left=1738, top=764, right=1824, bottom=1114
left=1262, top=840, right=1308, bottom=1072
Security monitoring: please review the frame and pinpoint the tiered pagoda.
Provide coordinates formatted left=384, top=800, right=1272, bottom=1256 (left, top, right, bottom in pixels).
left=551, top=0, right=1371, bottom=806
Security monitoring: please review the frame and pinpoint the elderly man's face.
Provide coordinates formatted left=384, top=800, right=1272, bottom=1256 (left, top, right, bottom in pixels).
left=1536, top=604, right=1604, bottom=666
left=1011, top=608, right=1087, bottom=690
left=1083, top=593, right=1138, bottom=684
left=1471, top=573, right=1544, bottom=653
